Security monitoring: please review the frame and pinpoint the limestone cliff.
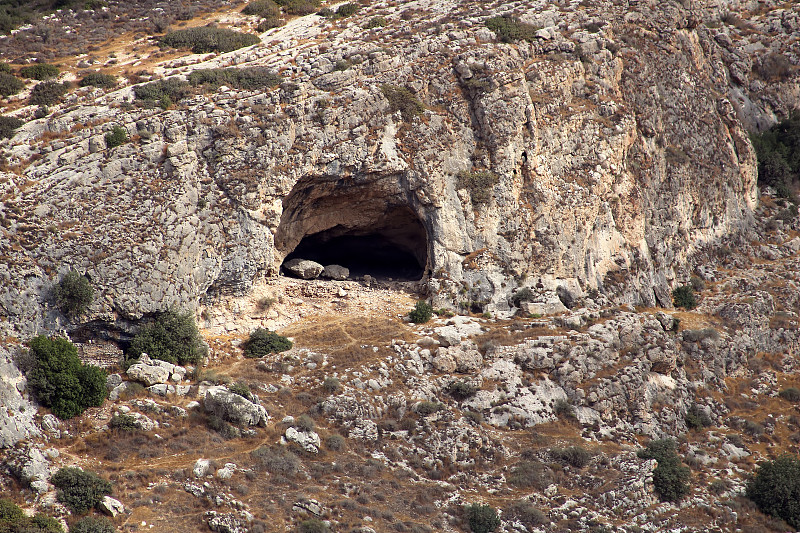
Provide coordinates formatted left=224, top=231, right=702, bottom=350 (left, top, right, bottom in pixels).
left=0, top=0, right=797, bottom=335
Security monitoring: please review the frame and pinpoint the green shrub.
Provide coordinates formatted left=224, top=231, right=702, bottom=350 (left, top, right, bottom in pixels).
left=333, top=2, right=358, bottom=17
left=250, top=444, right=299, bottom=475
left=685, top=404, right=712, bottom=429
left=447, top=380, right=478, bottom=400
left=0, top=116, right=24, bottom=139
left=0, top=72, right=24, bottom=97
left=54, top=269, right=93, bottom=319
left=27, top=336, right=108, bottom=419
left=322, top=376, right=340, bottom=394
left=750, top=113, right=800, bottom=201
left=243, top=328, right=293, bottom=358
left=415, top=401, right=443, bottom=416
left=747, top=454, right=800, bottom=528
left=29, top=81, right=70, bottom=106
left=0, top=63, right=10, bottom=73
left=70, top=516, right=114, bottom=533
left=295, top=414, right=315, bottom=432
left=227, top=382, right=253, bottom=400
left=50, top=467, right=112, bottom=514
left=298, top=519, right=329, bottom=533
left=550, top=446, right=593, bottom=468
left=188, top=67, right=281, bottom=90
left=160, top=26, right=260, bottom=54
left=553, top=398, right=577, bottom=421
left=464, top=503, right=500, bottom=533
left=105, top=125, right=128, bottom=149
left=325, top=433, right=345, bottom=451
left=511, top=287, right=534, bottom=307
left=508, top=460, right=552, bottom=489
left=127, top=308, right=207, bottom=365
left=109, top=413, right=139, bottom=432
left=19, top=63, right=59, bottom=80
left=486, top=15, right=539, bottom=43
left=257, top=16, right=284, bottom=31
left=242, top=0, right=280, bottom=17
left=381, top=84, right=424, bottom=120
left=409, top=300, right=433, bottom=323
left=779, top=387, right=800, bottom=402
left=79, top=72, right=117, bottom=88
left=638, top=439, right=691, bottom=502
left=505, top=500, right=547, bottom=528
left=365, top=16, right=386, bottom=28
left=0, top=499, right=62, bottom=533
left=672, top=285, right=697, bottom=310
left=278, top=0, right=320, bottom=15
left=457, top=170, right=499, bottom=204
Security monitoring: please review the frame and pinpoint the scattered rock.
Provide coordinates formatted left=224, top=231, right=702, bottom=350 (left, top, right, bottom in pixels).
left=98, top=496, right=125, bottom=517
left=322, top=264, right=349, bottom=280
left=283, top=259, right=324, bottom=279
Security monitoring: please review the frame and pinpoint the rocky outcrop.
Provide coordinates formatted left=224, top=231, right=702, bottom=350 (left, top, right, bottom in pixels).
left=126, top=354, right=187, bottom=386
left=1, top=0, right=795, bottom=336
left=0, top=347, right=39, bottom=448
left=204, top=387, right=268, bottom=427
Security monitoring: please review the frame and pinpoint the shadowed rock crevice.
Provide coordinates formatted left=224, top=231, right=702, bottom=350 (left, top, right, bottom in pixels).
left=275, top=176, right=429, bottom=281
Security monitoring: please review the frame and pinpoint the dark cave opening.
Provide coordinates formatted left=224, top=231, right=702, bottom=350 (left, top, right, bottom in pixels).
left=279, top=206, right=428, bottom=281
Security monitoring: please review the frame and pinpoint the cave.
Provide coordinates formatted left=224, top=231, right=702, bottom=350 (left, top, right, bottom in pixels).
left=275, top=176, right=429, bottom=281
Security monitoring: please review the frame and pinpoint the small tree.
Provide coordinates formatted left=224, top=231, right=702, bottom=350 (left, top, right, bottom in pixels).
left=243, top=328, right=292, bottom=358
left=409, top=300, right=433, bottom=323
left=746, top=454, right=800, bottom=529
left=128, top=308, right=207, bottom=365
left=638, top=439, right=691, bottom=502
left=105, top=125, right=128, bottom=148
left=465, top=503, right=500, bottom=533
left=54, top=269, right=93, bottom=320
left=672, top=285, right=697, bottom=310
left=50, top=467, right=112, bottom=514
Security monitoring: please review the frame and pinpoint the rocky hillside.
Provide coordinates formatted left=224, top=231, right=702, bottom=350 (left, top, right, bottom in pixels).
left=1, top=0, right=800, bottom=532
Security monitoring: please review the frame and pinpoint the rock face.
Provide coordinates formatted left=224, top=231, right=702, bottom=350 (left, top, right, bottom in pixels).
left=0, top=348, right=39, bottom=448
left=0, top=1, right=794, bottom=335
left=204, top=387, right=268, bottom=427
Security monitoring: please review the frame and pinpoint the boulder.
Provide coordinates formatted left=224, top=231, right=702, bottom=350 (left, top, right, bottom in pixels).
left=283, top=258, right=324, bottom=279
left=204, top=387, right=268, bottom=426
left=321, top=264, right=349, bottom=280
left=285, top=426, right=321, bottom=453
left=126, top=354, right=187, bottom=386
left=194, top=458, right=211, bottom=478
left=98, top=496, right=125, bottom=517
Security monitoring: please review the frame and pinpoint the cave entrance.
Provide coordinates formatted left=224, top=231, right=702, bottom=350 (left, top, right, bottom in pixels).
left=274, top=177, right=429, bottom=282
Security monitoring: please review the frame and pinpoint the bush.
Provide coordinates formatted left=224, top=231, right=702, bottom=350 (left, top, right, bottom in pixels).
left=298, top=519, right=329, bottom=533
left=447, top=380, right=478, bottom=400
left=672, top=285, right=697, bottom=310
left=381, top=84, right=424, bottom=120
left=638, top=439, right=691, bottom=502
left=54, top=269, right=93, bottom=320
left=188, top=67, right=281, bottom=90
left=50, top=467, right=112, bottom=514
left=243, top=328, right=293, bottom=358
left=511, top=287, right=534, bottom=307
left=325, top=433, right=345, bottom=451
left=27, top=336, right=108, bottom=419
left=685, top=404, right=712, bottom=429
left=464, top=503, right=500, bottom=533
left=507, top=460, right=552, bottom=490
left=70, top=516, right=114, bottom=533
left=79, top=72, right=117, bottom=88
left=366, top=16, right=386, bottom=28
left=105, top=125, right=128, bottom=149
left=242, top=0, right=280, bottom=17
left=160, top=26, right=260, bottom=54
left=0, top=116, right=24, bottom=139
left=415, top=401, right=443, bottom=416
left=0, top=499, right=62, bottom=533
left=322, top=376, right=340, bottom=394
left=0, top=72, right=24, bottom=97
left=486, top=15, right=539, bottom=43
left=109, top=413, right=139, bottom=432
left=19, top=63, right=59, bottom=80
left=295, top=414, right=315, bottom=432
left=227, top=382, right=253, bottom=400
left=457, top=170, right=499, bottom=204
left=505, top=500, right=547, bottom=528
left=29, top=81, right=70, bottom=106
left=780, top=387, right=800, bottom=402
left=746, top=454, right=800, bottom=528
left=553, top=398, right=577, bottom=421
left=0, top=63, right=9, bottom=73
left=127, top=308, right=207, bottom=365
left=333, top=2, right=358, bottom=17
left=278, top=0, right=320, bottom=15
left=550, top=446, right=593, bottom=468
left=409, top=300, right=433, bottom=324
left=133, top=78, right=191, bottom=109
left=250, top=445, right=300, bottom=476
left=750, top=113, right=800, bottom=201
